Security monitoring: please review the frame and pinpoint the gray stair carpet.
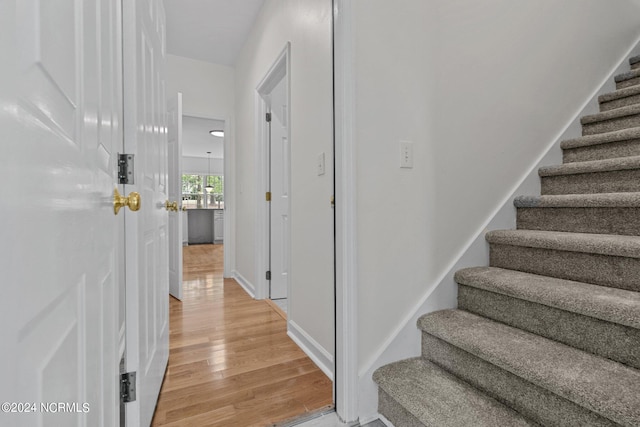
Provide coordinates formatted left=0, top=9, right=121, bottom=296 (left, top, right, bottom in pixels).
left=373, top=53, right=640, bottom=426
left=580, top=103, right=640, bottom=135
left=599, top=84, right=640, bottom=112
left=560, top=127, right=640, bottom=163
left=514, top=193, right=640, bottom=235
left=615, top=68, right=640, bottom=90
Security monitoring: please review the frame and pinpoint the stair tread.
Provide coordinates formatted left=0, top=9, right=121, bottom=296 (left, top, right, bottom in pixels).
left=486, top=229, right=640, bottom=258
left=455, top=266, right=640, bottom=329
left=418, top=309, right=640, bottom=426
left=614, top=68, right=640, bottom=83
left=581, top=103, right=640, bottom=125
left=599, top=84, right=640, bottom=103
left=514, top=192, right=640, bottom=208
left=538, top=155, right=640, bottom=176
left=373, top=358, right=535, bottom=427
left=561, top=127, right=640, bottom=149
left=630, top=55, right=640, bottom=66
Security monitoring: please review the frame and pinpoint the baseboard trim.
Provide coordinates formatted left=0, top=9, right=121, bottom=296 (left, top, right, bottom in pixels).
left=288, top=320, right=334, bottom=381
left=232, top=270, right=255, bottom=298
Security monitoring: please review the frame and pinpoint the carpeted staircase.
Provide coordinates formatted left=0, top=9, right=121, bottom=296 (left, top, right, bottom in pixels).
left=373, top=54, right=640, bottom=427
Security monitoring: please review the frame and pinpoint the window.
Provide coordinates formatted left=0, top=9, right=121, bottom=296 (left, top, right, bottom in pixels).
left=182, top=174, right=224, bottom=209
left=205, top=175, right=224, bottom=209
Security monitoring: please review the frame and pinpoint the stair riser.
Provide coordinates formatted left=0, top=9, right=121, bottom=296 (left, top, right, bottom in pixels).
left=516, top=207, right=640, bottom=235
left=617, top=76, right=640, bottom=90
left=562, top=138, right=640, bottom=162
left=489, top=244, right=640, bottom=292
left=379, top=390, right=425, bottom=427
left=540, top=169, right=640, bottom=195
left=458, top=285, right=640, bottom=369
left=582, top=113, right=640, bottom=135
left=421, top=334, right=617, bottom=427
left=600, top=93, right=640, bottom=111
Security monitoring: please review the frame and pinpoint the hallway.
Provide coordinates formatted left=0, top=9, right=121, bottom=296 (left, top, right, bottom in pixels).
left=151, top=245, right=333, bottom=426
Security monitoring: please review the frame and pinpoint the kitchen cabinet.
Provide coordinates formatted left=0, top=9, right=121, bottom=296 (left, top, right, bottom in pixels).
left=214, top=210, right=224, bottom=243
left=186, top=209, right=223, bottom=244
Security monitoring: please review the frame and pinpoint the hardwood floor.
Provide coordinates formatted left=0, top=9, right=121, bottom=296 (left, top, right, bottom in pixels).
left=151, top=244, right=333, bottom=426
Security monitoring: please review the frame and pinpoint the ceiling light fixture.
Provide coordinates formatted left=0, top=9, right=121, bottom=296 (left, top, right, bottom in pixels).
left=205, top=151, right=214, bottom=191
left=209, top=130, right=224, bottom=137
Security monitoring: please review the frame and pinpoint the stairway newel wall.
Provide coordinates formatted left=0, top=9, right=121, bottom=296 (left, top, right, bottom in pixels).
left=356, top=34, right=640, bottom=422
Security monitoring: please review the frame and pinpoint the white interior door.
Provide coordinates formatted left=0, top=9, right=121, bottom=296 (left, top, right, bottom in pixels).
left=269, top=77, right=290, bottom=300
left=0, top=0, right=123, bottom=426
left=122, top=0, right=169, bottom=426
left=168, top=93, right=183, bottom=300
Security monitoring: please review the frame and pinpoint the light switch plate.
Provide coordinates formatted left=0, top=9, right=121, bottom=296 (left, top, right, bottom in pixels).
left=317, top=152, right=326, bottom=176
left=400, top=141, right=413, bottom=168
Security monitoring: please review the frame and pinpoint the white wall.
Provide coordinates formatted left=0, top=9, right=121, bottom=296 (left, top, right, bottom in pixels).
left=182, top=157, right=224, bottom=176
left=234, top=0, right=334, bottom=363
left=351, top=0, right=640, bottom=420
left=166, top=54, right=234, bottom=119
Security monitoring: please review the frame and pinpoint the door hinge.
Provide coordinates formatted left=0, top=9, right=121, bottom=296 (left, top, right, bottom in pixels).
left=120, top=371, right=137, bottom=403
left=118, top=153, right=135, bottom=184
left=266, top=112, right=271, bottom=122
left=266, top=271, right=271, bottom=280
left=266, top=191, right=271, bottom=202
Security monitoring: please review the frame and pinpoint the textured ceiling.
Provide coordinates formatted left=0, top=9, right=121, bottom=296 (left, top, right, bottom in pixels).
left=163, top=0, right=265, bottom=66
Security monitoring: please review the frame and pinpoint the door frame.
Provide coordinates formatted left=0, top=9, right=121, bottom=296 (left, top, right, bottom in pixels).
left=334, top=0, right=359, bottom=421
left=168, top=92, right=184, bottom=300
left=255, top=43, right=291, bottom=301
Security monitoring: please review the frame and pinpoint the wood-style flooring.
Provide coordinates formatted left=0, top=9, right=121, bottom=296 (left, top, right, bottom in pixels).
left=151, top=244, right=333, bottom=426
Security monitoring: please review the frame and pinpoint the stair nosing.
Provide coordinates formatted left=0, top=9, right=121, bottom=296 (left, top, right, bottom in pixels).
left=455, top=266, right=640, bottom=329
left=419, top=309, right=640, bottom=426
left=560, top=127, right=640, bottom=149
left=614, top=68, right=640, bottom=83
left=513, top=192, right=640, bottom=208
left=580, top=103, right=640, bottom=125
left=538, top=155, right=640, bottom=176
left=630, top=55, right=640, bottom=66
left=598, top=84, right=640, bottom=103
left=485, top=229, right=640, bottom=258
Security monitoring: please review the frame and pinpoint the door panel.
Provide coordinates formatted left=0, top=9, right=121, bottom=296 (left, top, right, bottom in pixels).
left=269, top=77, right=290, bottom=300
left=123, top=0, right=169, bottom=425
left=168, top=93, right=183, bottom=300
left=1, top=0, right=122, bottom=426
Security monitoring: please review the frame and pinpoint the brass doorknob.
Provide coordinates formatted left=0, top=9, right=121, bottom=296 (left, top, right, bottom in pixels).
left=165, top=200, right=178, bottom=212
left=114, top=188, right=141, bottom=215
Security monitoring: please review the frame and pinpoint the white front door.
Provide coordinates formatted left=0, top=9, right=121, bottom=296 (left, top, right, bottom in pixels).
left=167, top=93, right=183, bottom=300
left=0, top=0, right=123, bottom=426
left=122, top=0, right=169, bottom=426
left=269, top=76, right=290, bottom=300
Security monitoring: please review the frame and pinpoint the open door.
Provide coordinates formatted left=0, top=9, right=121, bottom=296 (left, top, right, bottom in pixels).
left=168, top=93, right=184, bottom=300
left=268, top=76, right=290, bottom=300
left=122, top=0, right=170, bottom=425
left=1, top=0, right=123, bottom=425
left=256, top=46, right=292, bottom=302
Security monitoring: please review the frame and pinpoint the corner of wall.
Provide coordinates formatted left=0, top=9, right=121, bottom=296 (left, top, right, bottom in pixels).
left=287, top=320, right=334, bottom=381
left=355, top=37, right=640, bottom=422
left=232, top=270, right=256, bottom=298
